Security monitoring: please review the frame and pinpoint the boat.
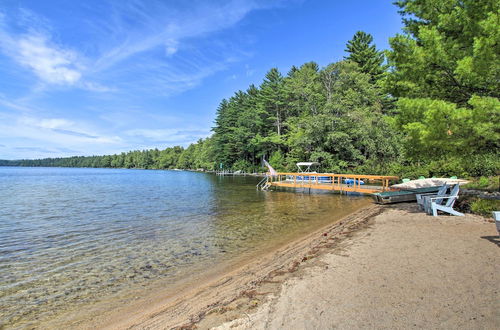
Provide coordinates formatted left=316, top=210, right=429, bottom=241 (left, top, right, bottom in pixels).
left=372, top=186, right=442, bottom=204
left=344, top=178, right=364, bottom=185
left=293, top=162, right=332, bottom=182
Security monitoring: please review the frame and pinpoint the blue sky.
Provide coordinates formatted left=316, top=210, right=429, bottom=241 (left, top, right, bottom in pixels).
left=0, top=0, right=402, bottom=160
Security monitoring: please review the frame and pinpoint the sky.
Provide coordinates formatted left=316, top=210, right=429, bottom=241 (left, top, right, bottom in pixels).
left=0, top=0, right=403, bottom=160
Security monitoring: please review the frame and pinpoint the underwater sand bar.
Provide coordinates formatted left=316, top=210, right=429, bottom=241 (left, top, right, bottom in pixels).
left=78, top=205, right=382, bottom=329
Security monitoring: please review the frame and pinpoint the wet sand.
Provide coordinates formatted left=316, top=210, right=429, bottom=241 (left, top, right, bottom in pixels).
left=87, top=203, right=499, bottom=329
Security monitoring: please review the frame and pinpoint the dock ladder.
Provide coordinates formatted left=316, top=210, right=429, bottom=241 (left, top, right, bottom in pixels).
left=256, top=176, right=270, bottom=190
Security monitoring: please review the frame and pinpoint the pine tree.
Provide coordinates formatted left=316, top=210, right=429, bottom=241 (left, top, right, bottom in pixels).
left=345, top=31, right=385, bottom=81
left=259, top=68, right=285, bottom=136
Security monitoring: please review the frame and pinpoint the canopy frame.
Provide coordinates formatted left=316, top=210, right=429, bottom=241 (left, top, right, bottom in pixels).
left=296, top=162, right=320, bottom=173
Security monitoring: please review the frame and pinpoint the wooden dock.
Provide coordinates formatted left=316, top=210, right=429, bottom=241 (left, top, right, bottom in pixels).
left=261, top=172, right=399, bottom=194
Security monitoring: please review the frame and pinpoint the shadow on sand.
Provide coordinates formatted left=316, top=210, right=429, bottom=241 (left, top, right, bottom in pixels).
left=481, top=236, right=500, bottom=247
left=383, top=202, right=425, bottom=214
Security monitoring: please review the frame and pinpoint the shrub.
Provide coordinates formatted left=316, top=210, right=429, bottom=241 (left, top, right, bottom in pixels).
left=269, top=151, right=286, bottom=171
left=462, top=154, right=500, bottom=177
left=232, top=159, right=253, bottom=172
left=463, top=176, right=500, bottom=191
left=470, top=198, right=500, bottom=217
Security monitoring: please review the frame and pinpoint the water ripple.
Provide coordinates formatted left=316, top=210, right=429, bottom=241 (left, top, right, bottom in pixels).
left=0, top=167, right=369, bottom=328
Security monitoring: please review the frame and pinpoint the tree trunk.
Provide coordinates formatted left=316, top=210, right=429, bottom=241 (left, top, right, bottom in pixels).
left=276, top=109, right=281, bottom=136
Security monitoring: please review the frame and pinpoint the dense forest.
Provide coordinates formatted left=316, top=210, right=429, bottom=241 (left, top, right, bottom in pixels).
left=1, top=0, right=499, bottom=178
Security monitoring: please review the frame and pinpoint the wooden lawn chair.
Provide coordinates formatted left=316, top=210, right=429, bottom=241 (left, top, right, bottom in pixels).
left=427, top=184, right=464, bottom=216
left=416, top=184, right=449, bottom=210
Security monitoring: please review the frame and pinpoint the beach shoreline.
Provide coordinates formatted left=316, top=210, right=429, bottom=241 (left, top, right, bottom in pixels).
left=65, top=203, right=380, bottom=329
left=212, top=204, right=500, bottom=330
left=64, top=202, right=498, bottom=329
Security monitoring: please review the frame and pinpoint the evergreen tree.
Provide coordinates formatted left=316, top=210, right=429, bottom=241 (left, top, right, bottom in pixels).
left=259, top=68, right=286, bottom=137
left=388, top=0, right=499, bottom=104
left=388, top=0, right=500, bottom=162
left=345, top=31, right=386, bottom=81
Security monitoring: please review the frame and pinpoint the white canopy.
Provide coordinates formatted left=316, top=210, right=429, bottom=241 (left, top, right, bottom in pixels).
left=296, top=162, right=320, bottom=166
left=296, top=162, right=320, bottom=173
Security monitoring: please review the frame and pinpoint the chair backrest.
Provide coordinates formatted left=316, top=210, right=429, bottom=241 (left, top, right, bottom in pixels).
left=433, top=184, right=449, bottom=205
left=437, top=184, right=449, bottom=195
left=445, top=184, right=460, bottom=207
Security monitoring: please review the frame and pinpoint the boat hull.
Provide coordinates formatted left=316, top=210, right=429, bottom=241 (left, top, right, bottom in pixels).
left=372, top=186, right=442, bottom=204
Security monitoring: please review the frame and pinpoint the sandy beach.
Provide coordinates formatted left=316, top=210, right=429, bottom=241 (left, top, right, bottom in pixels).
left=85, top=203, right=499, bottom=330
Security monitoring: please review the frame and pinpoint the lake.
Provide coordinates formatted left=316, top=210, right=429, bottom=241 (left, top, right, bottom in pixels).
left=0, top=167, right=370, bottom=328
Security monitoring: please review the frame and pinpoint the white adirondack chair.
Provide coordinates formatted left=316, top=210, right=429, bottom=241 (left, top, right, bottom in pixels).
left=416, top=184, right=449, bottom=210
left=427, top=184, right=464, bottom=217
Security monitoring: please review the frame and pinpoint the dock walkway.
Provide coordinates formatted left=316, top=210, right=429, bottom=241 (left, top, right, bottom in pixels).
left=262, top=172, right=399, bottom=194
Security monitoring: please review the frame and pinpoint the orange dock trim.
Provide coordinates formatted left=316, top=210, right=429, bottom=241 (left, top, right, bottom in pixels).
left=266, top=172, right=399, bottom=194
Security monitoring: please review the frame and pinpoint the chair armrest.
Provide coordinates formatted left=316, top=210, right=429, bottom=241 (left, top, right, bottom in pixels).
left=429, top=196, right=458, bottom=201
left=417, top=193, right=439, bottom=197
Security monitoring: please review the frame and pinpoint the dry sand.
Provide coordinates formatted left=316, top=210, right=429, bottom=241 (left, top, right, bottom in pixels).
left=89, top=203, right=499, bottom=330
left=212, top=204, right=499, bottom=330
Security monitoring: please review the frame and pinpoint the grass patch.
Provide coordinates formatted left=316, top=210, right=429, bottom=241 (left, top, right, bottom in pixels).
left=463, top=176, right=500, bottom=192
left=470, top=198, right=500, bottom=217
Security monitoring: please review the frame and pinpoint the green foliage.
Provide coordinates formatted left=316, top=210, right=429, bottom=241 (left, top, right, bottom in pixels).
left=464, top=176, right=500, bottom=191
left=0, top=138, right=216, bottom=170
left=209, top=57, right=402, bottom=172
left=269, top=150, right=286, bottom=171
left=345, top=31, right=386, bottom=81
left=470, top=198, right=500, bottom=217
left=386, top=0, right=499, bottom=177
left=393, top=96, right=499, bottom=161
left=388, top=0, right=499, bottom=104
left=231, top=159, right=254, bottom=172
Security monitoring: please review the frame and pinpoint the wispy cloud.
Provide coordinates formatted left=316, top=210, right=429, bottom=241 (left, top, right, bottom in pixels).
left=14, top=115, right=122, bottom=144
left=245, top=64, right=255, bottom=76
left=0, top=9, right=112, bottom=92
left=0, top=20, right=82, bottom=85
left=51, top=129, right=99, bottom=139
left=12, top=146, right=81, bottom=155
left=164, top=39, right=179, bottom=56
left=126, top=128, right=210, bottom=144
left=81, top=81, right=117, bottom=92
left=0, top=1, right=270, bottom=96
left=0, top=0, right=291, bottom=159
left=0, top=94, right=35, bottom=112
left=16, top=34, right=82, bottom=84
left=94, top=0, right=261, bottom=70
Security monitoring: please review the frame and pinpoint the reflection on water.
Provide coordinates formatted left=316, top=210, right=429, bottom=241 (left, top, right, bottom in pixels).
left=0, top=167, right=369, bottom=328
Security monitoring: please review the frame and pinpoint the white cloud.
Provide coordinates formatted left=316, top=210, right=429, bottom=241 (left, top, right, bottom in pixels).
left=245, top=64, right=255, bottom=76
left=13, top=34, right=81, bottom=84
left=164, top=38, right=178, bottom=56
left=81, top=81, right=117, bottom=92
left=0, top=95, right=34, bottom=112
left=12, top=115, right=122, bottom=144
left=37, top=118, right=74, bottom=129
left=0, top=11, right=113, bottom=92
left=94, top=0, right=266, bottom=70
left=0, top=1, right=289, bottom=159
left=0, top=1, right=275, bottom=96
